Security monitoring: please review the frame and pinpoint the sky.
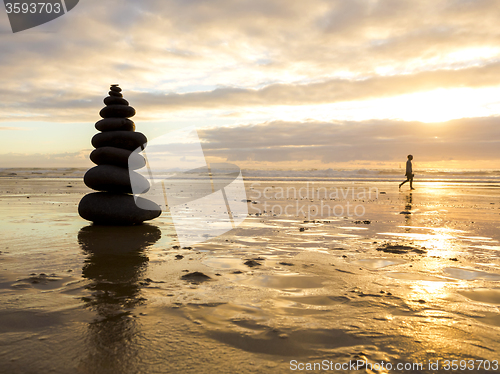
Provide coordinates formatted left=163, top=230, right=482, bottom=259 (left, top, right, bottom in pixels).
left=0, top=0, right=499, bottom=169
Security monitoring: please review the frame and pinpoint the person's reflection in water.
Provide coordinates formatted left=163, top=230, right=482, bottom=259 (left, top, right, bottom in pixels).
left=77, top=224, right=161, bottom=374
left=404, top=193, right=413, bottom=230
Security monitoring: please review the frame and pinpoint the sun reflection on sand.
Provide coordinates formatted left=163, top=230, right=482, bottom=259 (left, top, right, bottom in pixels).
left=409, top=281, right=450, bottom=301
left=378, top=187, right=491, bottom=258
left=379, top=230, right=461, bottom=257
left=425, top=231, right=460, bottom=257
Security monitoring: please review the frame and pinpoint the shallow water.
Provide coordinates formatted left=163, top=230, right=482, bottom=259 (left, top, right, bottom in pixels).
left=458, top=289, right=500, bottom=304
left=244, top=273, right=324, bottom=290
left=350, top=258, right=407, bottom=269
left=444, top=267, right=500, bottom=281
left=1, top=177, right=500, bottom=373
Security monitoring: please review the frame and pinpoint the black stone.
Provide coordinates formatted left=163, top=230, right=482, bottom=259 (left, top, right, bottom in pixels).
left=100, top=105, right=136, bottom=119
left=108, top=91, right=123, bottom=98
left=92, top=131, right=147, bottom=151
left=104, top=96, right=129, bottom=106
left=110, top=85, right=122, bottom=93
left=90, top=147, right=146, bottom=169
left=95, top=118, right=135, bottom=132
left=78, top=192, right=161, bottom=225
left=84, top=165, right=150, bottom=194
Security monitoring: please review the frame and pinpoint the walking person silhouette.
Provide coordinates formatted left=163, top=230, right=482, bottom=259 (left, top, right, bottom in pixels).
left=399, top=155, right=415, bottom=190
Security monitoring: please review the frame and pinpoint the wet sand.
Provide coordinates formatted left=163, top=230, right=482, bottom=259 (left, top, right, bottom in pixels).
left=0, top=175, right=499, bottom=373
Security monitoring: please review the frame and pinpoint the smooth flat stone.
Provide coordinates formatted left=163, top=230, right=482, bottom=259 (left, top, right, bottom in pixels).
left=108, top=91, right=123, bottom=98
left=110, top=85, right=122, bottom=93
left=90, top=146, right=146, bottom=169
left=84, top=165, right=150, bottom=194
left=78, top=192, right=161, bottom=225
left=92, top=131, right=147, bottom=150
left=100, top=105, right=136, bottom=119
left=104, top=96, right=129, bottom=106
left=95, top=118, right=135, bottom=132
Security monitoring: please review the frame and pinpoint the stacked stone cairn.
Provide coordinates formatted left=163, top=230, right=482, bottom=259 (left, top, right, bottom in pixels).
left=78, top=85, right=161, bottom=225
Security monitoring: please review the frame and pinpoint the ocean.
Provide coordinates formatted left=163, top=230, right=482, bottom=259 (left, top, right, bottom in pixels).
left=1, top=167, right=499, bottom=184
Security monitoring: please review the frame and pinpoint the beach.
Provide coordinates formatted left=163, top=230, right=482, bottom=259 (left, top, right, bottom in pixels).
left=1, top=169, right=500, bottom=373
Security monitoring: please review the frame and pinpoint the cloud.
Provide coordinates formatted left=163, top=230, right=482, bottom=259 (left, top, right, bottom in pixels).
left=3, top=61, right=500, bottom=122
left=128, top=62, right=500, bottom=112
left=1, top=116, right=498, bottom=168
left=1, top=0, right=500, bottom=169
left=0, top=0, right=500, bottom=122
left=198, top=117, right=500, bottom=165
left=0, top=150, right=91, bottom=168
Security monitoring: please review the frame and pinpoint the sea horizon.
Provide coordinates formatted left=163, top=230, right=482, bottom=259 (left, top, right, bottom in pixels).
left=1, top=167, right=500, bottom=184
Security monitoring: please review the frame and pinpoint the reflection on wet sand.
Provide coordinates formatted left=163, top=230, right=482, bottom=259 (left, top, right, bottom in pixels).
left=3, top=179, right=500, bottom=373
left=77, top=225, right=161, bottom=373
left=404, top=192, right=413, bottom=229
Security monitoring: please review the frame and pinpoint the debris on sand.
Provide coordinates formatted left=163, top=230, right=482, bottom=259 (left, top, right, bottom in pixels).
left=244, top=259, right=262, bottom=267
left=376, top=243, right=426, bottom=254
left=336, top=269, right=355, bottom=274
left=354, top=220, right=371, bottom=224
left=175, top=255, right=184, bottom=260
left=181, top=272, right=211, bottom=283
left=26, top=273, right=61, bottom=284
left=13, top=273, right=62, bottom=287
left=400, top=211, right=411, bottom=215
left=279, top=262, right=294, bottom=266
